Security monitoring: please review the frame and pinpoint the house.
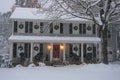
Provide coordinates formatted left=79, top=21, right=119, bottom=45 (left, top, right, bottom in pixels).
left=9, top=7, right=103, bottom=65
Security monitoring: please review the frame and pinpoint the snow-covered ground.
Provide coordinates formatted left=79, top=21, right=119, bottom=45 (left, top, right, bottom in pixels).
left=0, top=62, right=120, bottom=80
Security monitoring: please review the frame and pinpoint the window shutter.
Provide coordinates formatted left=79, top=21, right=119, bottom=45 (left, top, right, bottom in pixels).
left=69, top=23, right=72, bottom=34
left=60, top=23, right=63, bottom=34
left=79, top=44, right=81, bottom=57
left=14, top=21, right=17, bottom=33
left=40, top=22, right=43, bottom=26
left=28, top=43, right=31, bottom=58
left=40, top=22, right=44, bottom=33
left=13, top=43, right=17, bottom=58
left=83, top=44, right=86, bottom=57
left=79, top=24, right=82, bottom=34
left=93, top=45, right=96, bottom=58
left=24, top=43, right=28, bottom=58
left=83, top=24, right=86, bottom=34
left=25, top=22, right=28, bottom=33
left=93, top=24, right=96, bottom=34
left=50, top=23, right=53, bottom=33
left=40, top=44, right=43, bottom=56
left=69, top=44, right=73, bottom=57
left=29, top=22, right=33, bottom=33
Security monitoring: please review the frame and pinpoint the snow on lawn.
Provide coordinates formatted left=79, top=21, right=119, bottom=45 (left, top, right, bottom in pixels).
left=0, top=63, right=120, bottom=80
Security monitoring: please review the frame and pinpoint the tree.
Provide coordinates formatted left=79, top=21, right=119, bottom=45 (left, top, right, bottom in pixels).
left=15, top=0, right=40, bottom=8
left=44, top=0, right=120, bottom=64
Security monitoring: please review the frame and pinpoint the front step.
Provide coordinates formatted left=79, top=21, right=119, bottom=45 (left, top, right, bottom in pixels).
left=52, top=60, right=64, bottom=65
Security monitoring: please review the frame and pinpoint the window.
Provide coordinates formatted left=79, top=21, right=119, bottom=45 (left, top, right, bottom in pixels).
left=25, top=22, right=33, bottom=33
left=14, top=21, right=17, bottom=33
left=69, top=23, right=87, bottom=34
left=40, top=22, right=44, bottom=33
left=69, top=23, right=72, bottom=34
left=49, top=22, right=63, bottom=34
left=83, top=23, right=86, bottom=34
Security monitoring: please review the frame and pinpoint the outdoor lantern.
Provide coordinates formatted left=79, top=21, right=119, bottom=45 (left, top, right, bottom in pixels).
left=60, top=44, right=64, bottom=50
left=48, top=44, right=51, bottom=50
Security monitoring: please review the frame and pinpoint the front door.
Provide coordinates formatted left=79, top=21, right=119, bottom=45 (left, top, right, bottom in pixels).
left=53, top=44, right=60, bottom=58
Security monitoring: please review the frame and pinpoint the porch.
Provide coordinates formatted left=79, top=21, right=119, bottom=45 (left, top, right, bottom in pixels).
left=9, top=35, right=101, bottom=65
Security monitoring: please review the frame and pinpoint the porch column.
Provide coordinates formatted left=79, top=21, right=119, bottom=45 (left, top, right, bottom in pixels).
left=81, top=43, right=84, bottom=63
left=99, top=43, right=102, bottom=62
left=50, top=43, right=53, bottom=62
left=9, top=42, right=13, bottom=61
left=30, top=42, right=33, bottom=63
left=63, top=43, right=66, bottom=62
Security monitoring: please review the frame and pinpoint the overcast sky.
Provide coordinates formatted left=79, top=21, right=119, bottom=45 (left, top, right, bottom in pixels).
left=0, top=0, right=15, bottom=14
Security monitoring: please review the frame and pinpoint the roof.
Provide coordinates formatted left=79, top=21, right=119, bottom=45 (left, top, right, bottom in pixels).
left=9, top=35, right=101, bottom=43
left=10, top=7, right=92, bottom=22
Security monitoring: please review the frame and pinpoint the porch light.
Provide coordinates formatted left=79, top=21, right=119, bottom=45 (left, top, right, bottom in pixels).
left=48, top=45, right=51, bottom=50
left=60, top=44, right=64, bottom=50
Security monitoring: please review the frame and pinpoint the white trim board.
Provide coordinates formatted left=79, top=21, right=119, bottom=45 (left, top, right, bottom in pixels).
left=9, top=35, right=101, bottom=43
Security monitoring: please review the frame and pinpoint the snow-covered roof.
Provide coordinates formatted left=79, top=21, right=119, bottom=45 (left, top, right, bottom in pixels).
left=10, top=7, right=92, bottom=22
left=9, top=35, right=101, bottom=43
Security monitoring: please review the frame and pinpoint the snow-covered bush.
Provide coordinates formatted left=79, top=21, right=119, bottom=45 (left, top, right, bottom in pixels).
left=0, top=54, right=12, bottom=68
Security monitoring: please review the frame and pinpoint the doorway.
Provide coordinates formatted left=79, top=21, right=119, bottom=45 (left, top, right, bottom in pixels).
left=53, top=44, right=60, bottom=59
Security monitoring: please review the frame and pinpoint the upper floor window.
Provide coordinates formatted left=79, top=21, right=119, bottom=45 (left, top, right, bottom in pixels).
left=69, top=23, right=96, bottom=35
left=13, top=21, right=44, bottom=34
left=14, top=21, right=31, bottom=33
left=33, top=22, right=44, bottom=33
left=49, top=22, right=63, bottom=34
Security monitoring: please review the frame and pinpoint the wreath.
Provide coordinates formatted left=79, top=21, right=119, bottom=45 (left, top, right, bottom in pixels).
left=74, top=26, right=78, bottom=30
left=19, top=24, right=24, bottom=29
left=18, top=46, right=23, bottom=51
left=34, top=46, right=39, bottom=51
left=87, top=46, right=92, bottom=51
left=74, top=46, right=78, bottom=51
left=54, top=25, right=59, bottom=30
left=34, top=25, right=39, bottom=29
left=87, top=26, right=91, bottom=31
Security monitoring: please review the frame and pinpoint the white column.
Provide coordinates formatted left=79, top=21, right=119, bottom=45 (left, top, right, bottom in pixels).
left=50, top=43, right=53, bottom=62
left=99, top=43, right=102, bottom=62
left=9, top=42, right=13, bottom=61
left=81, top=43, right=84, bottom=63
left=63, top=43, right=66, bottom=62
left=30, top=42, right=33, bottom=63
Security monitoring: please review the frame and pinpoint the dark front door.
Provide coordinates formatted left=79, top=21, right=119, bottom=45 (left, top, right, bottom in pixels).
left=53, top=44, right=60, bottom=58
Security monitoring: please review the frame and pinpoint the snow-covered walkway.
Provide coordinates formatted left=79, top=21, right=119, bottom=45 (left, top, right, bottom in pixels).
left=0, top=62, right=120, bottom=80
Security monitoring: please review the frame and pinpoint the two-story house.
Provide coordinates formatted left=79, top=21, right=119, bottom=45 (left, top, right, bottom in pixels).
left=9, top=7, right=102, bottom=65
